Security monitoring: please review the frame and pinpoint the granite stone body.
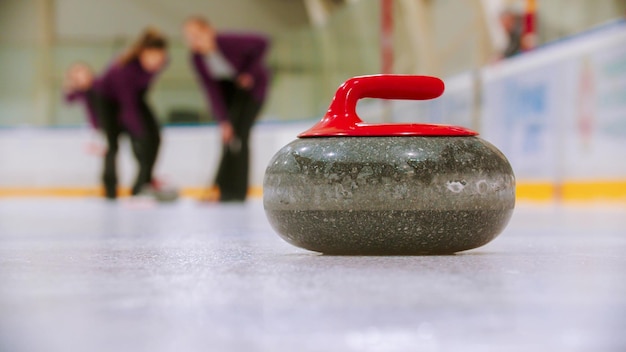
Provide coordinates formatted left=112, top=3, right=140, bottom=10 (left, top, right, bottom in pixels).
left=263, top=136, right=516, bottom=254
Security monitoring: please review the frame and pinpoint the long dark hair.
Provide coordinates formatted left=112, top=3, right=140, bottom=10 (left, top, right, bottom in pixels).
left=118, top=28, right=168, bottom=65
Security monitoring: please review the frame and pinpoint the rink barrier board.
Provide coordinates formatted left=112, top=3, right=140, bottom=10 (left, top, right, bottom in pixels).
left=1, top=181, right=625, bottom=202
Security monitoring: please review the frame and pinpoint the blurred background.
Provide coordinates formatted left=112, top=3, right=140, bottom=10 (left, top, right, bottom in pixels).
left=0, top=0, right=625, bottom=201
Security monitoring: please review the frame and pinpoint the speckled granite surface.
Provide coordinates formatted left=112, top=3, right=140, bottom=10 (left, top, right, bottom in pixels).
left=264, top=136, right=515, bottom=254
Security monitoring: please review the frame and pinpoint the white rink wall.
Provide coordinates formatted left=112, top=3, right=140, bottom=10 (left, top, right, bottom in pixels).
left=0, top=122, right=311, bottom=190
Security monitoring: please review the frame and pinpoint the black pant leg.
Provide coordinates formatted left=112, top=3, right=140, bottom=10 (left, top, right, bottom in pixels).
left=217, top=83, right=261, bottom=201
left=130, top=97, right=161, bottom=195
left=142, top=100, right=161, bottom=183
left=103, top=130, right=120, bottom=199
left=129, top=137, right=145, bottom=195
left=94, top=93, right=121, bottom=199
left=232, top=93, right=261, bottom=200
left=214, top=80, right=236, bottom=200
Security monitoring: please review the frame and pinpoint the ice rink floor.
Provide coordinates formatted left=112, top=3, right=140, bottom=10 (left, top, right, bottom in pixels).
left=0, top=198, right=625, bottom=352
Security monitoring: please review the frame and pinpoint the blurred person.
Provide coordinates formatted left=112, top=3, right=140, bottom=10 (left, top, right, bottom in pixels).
left=499, top=4, right=537, bottom=59
left=183, top=16, right=270, bottom=202
left=64, top=62, right=108, bottom=157
left=64, top=62, right=99, bottom=130
left=91, top=28, right=171, bottom=200
left=499, top=8, right=523, bottom=58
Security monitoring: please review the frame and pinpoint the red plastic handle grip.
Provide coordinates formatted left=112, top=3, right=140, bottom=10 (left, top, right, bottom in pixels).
left=337, top=75, right=444, bottom=117
left=299, top=75, right=476, bottom=137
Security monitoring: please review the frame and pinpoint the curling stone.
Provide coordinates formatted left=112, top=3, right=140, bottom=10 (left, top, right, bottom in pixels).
left=263, top=75, right=515, bottom=255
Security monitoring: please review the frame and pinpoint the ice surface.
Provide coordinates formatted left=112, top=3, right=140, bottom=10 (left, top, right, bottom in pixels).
left=0, top=198, right=625, bottom=352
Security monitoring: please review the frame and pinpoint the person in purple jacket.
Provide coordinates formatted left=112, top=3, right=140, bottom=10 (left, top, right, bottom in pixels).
left=92, top=28, right=168, bottom=199
left=184, top=16, right=270, bottom=202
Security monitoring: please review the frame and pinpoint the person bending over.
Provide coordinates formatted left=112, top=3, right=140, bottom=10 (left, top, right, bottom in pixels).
left=184, top=16, right=270, bottom=202
left=92, top=28, right=168, bottom=199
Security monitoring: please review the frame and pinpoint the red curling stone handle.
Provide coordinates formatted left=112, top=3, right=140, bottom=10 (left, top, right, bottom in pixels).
left=298, top=74, right=477, bottom=137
